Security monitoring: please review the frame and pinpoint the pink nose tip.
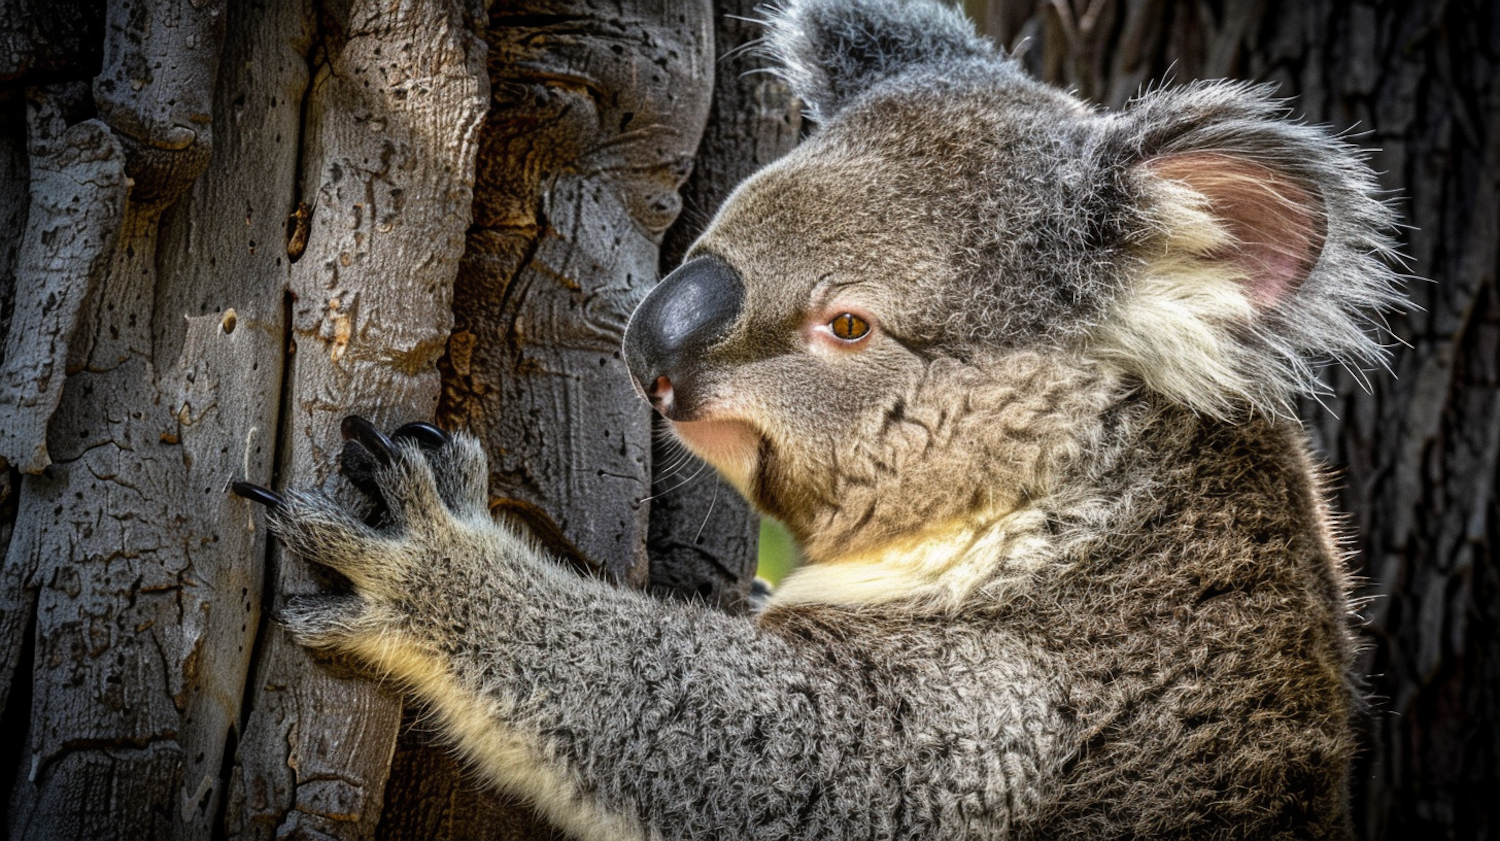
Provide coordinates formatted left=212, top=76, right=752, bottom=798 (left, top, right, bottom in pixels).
left=650, top=376, right=674, bottom=412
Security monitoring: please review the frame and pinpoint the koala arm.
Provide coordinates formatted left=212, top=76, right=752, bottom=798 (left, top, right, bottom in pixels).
left=251, top=423, right=1052, bottom=841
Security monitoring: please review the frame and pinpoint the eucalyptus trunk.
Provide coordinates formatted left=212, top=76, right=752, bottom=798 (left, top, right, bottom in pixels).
left=0, top=1, right=788, bottom=838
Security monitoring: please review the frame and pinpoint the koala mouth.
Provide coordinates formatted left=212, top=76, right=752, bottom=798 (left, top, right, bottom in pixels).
left=669, top=417, right=762, bottom=493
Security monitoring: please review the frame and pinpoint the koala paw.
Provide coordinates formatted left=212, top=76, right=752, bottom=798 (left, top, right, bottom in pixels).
left=233, top=417, right=494, bottom=654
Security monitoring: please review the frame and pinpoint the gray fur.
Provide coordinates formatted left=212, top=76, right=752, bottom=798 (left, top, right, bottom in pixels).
left=264, top=1, right=1405, bottom=838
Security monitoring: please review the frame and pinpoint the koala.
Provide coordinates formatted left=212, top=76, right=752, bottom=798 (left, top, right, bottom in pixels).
left=233, top=0, right=1403, bottom=838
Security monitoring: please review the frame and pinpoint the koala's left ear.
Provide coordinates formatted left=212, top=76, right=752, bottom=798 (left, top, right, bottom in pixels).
left=762, top=0, right=1007, bottom=121
left=1096, top=81, right=1404, bottom=418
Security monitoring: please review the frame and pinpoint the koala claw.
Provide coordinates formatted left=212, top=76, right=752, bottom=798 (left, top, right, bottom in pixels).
left=341, top=414, right=397, bottom=466
left=252, top=420, right=496, bottom=650
left=338, top=418, right=453, bottom=519
left=392, top=421, right=450, bottom=449
left=231, top=481, right=285, bottom=510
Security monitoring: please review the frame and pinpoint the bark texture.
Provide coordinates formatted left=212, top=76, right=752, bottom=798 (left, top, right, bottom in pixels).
left=0, top=0, right=104, bottom=86
left=226, top=2, right=489, bottom=838
left=0, top=0, right=488, bottom=838
left=0, top=97, right=126, bottom=474
left=974, top=2, right=1499, bottom=839
left=0, top=0, right=779, bottom=835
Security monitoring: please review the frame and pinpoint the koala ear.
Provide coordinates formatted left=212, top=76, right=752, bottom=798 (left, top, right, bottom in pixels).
left=1095, top=81, right=1404, bottom=418
left=762, top=0, right=1003, bottom=121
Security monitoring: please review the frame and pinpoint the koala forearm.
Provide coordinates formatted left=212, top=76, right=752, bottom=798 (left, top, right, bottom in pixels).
left=321, top=516, right=1050, bottom=841
left=385, top=543, right=1027, bottom=840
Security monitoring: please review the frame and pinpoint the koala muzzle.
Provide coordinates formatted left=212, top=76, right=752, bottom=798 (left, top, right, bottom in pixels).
left=623, top=254, right=744, bottom=420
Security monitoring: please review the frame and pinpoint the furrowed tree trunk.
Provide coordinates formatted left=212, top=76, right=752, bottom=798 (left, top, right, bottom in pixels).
left=974, top=2, right=1499, bottom=839
left=379, top=2, right=793, bottom=835
left=0, top=2, right=781, bottom=839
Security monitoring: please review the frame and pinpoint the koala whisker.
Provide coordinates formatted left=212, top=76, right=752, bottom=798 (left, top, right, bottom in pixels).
left=693, top=477, right=721, bottom=543
left=648, top=435, right=700, bottom=485
left=655, top=440, right=699, bottom=480
left=641, top=459, right=712, bottom=503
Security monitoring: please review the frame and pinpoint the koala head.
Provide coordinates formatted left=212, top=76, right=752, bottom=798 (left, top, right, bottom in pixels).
left=623, top=0, right=1401, bottom=571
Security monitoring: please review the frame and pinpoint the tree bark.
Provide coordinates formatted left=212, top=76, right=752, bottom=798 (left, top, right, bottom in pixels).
left=976, top=2, right=1499, bottom=839
left=0, top=0, right=488, bottom=838
left=1, top=0, right=786, bottom=833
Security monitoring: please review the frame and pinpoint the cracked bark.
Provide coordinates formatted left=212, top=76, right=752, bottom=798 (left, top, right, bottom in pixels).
left=976, top=1, right=1498, bottom=838
left=0, top=0, right=486, bottom=838
left=2, top=0, right=775, bottom=838
left=0, top=92, right=127, bottom=475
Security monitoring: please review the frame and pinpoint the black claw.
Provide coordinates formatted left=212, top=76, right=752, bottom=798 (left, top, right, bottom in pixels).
left=232, top=481, right=284, bottom=509
left=339, top=440, right=384, bottom=493
left=341, top=415, right=396, bottom=466
left=392, top=421, right=450, bottom=449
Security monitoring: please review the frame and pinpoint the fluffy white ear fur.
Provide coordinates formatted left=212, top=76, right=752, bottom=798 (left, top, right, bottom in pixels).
left=1100, top=155, right=1324, bottom=418
left=1149, top=153, right=1325, bottom=308
left=1096, top=84, right=1404, bottom=420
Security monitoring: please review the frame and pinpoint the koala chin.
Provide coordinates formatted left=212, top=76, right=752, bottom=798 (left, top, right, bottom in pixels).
left=237, top=0, right=1404, bottom=838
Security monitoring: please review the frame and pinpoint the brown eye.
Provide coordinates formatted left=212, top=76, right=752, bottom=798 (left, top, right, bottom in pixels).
left=829, top=312, right=870, bottom=341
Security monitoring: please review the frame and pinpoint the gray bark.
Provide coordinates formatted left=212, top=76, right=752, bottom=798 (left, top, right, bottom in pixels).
left=0, top=0, right=486, bottom=838
left=93, top=0, right=226, bottom=204
left=0, top=96, right=126, bottom=475
left=0, top=0, right=781, bottom=836
left=225, top=1, right=488, bottom=838
left=976, top=2, right=1499, bottom=839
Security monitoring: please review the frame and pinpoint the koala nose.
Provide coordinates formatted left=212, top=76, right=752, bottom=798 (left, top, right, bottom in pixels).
left=623, top=254, right=744, bottom=419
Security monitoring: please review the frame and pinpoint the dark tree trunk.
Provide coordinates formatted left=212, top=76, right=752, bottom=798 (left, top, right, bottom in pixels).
left=0, top=1, right=784, bottom=839
left=975, top=2, right=1500, bottom=839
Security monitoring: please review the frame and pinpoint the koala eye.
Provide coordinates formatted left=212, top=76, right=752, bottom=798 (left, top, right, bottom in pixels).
left=829, top=312, right=870, bottom=341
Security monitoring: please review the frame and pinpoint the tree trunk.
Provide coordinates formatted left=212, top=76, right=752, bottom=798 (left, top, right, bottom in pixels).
left=381, top=2, right=794, bottom=835
left=0, top=1, right=784, bottom=838
left=974, top=2, right=1499, bottom=839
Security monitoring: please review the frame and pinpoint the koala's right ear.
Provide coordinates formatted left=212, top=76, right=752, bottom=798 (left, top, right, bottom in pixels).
left=762, top=0, right=1006, bottom=121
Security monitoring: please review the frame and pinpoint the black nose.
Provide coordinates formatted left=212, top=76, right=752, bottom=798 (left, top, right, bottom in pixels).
left=623, top=254, right=744, bottom=418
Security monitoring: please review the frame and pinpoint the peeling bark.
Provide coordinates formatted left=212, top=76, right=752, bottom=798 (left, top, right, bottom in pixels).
left=0, top=94, right=127, bottom=475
